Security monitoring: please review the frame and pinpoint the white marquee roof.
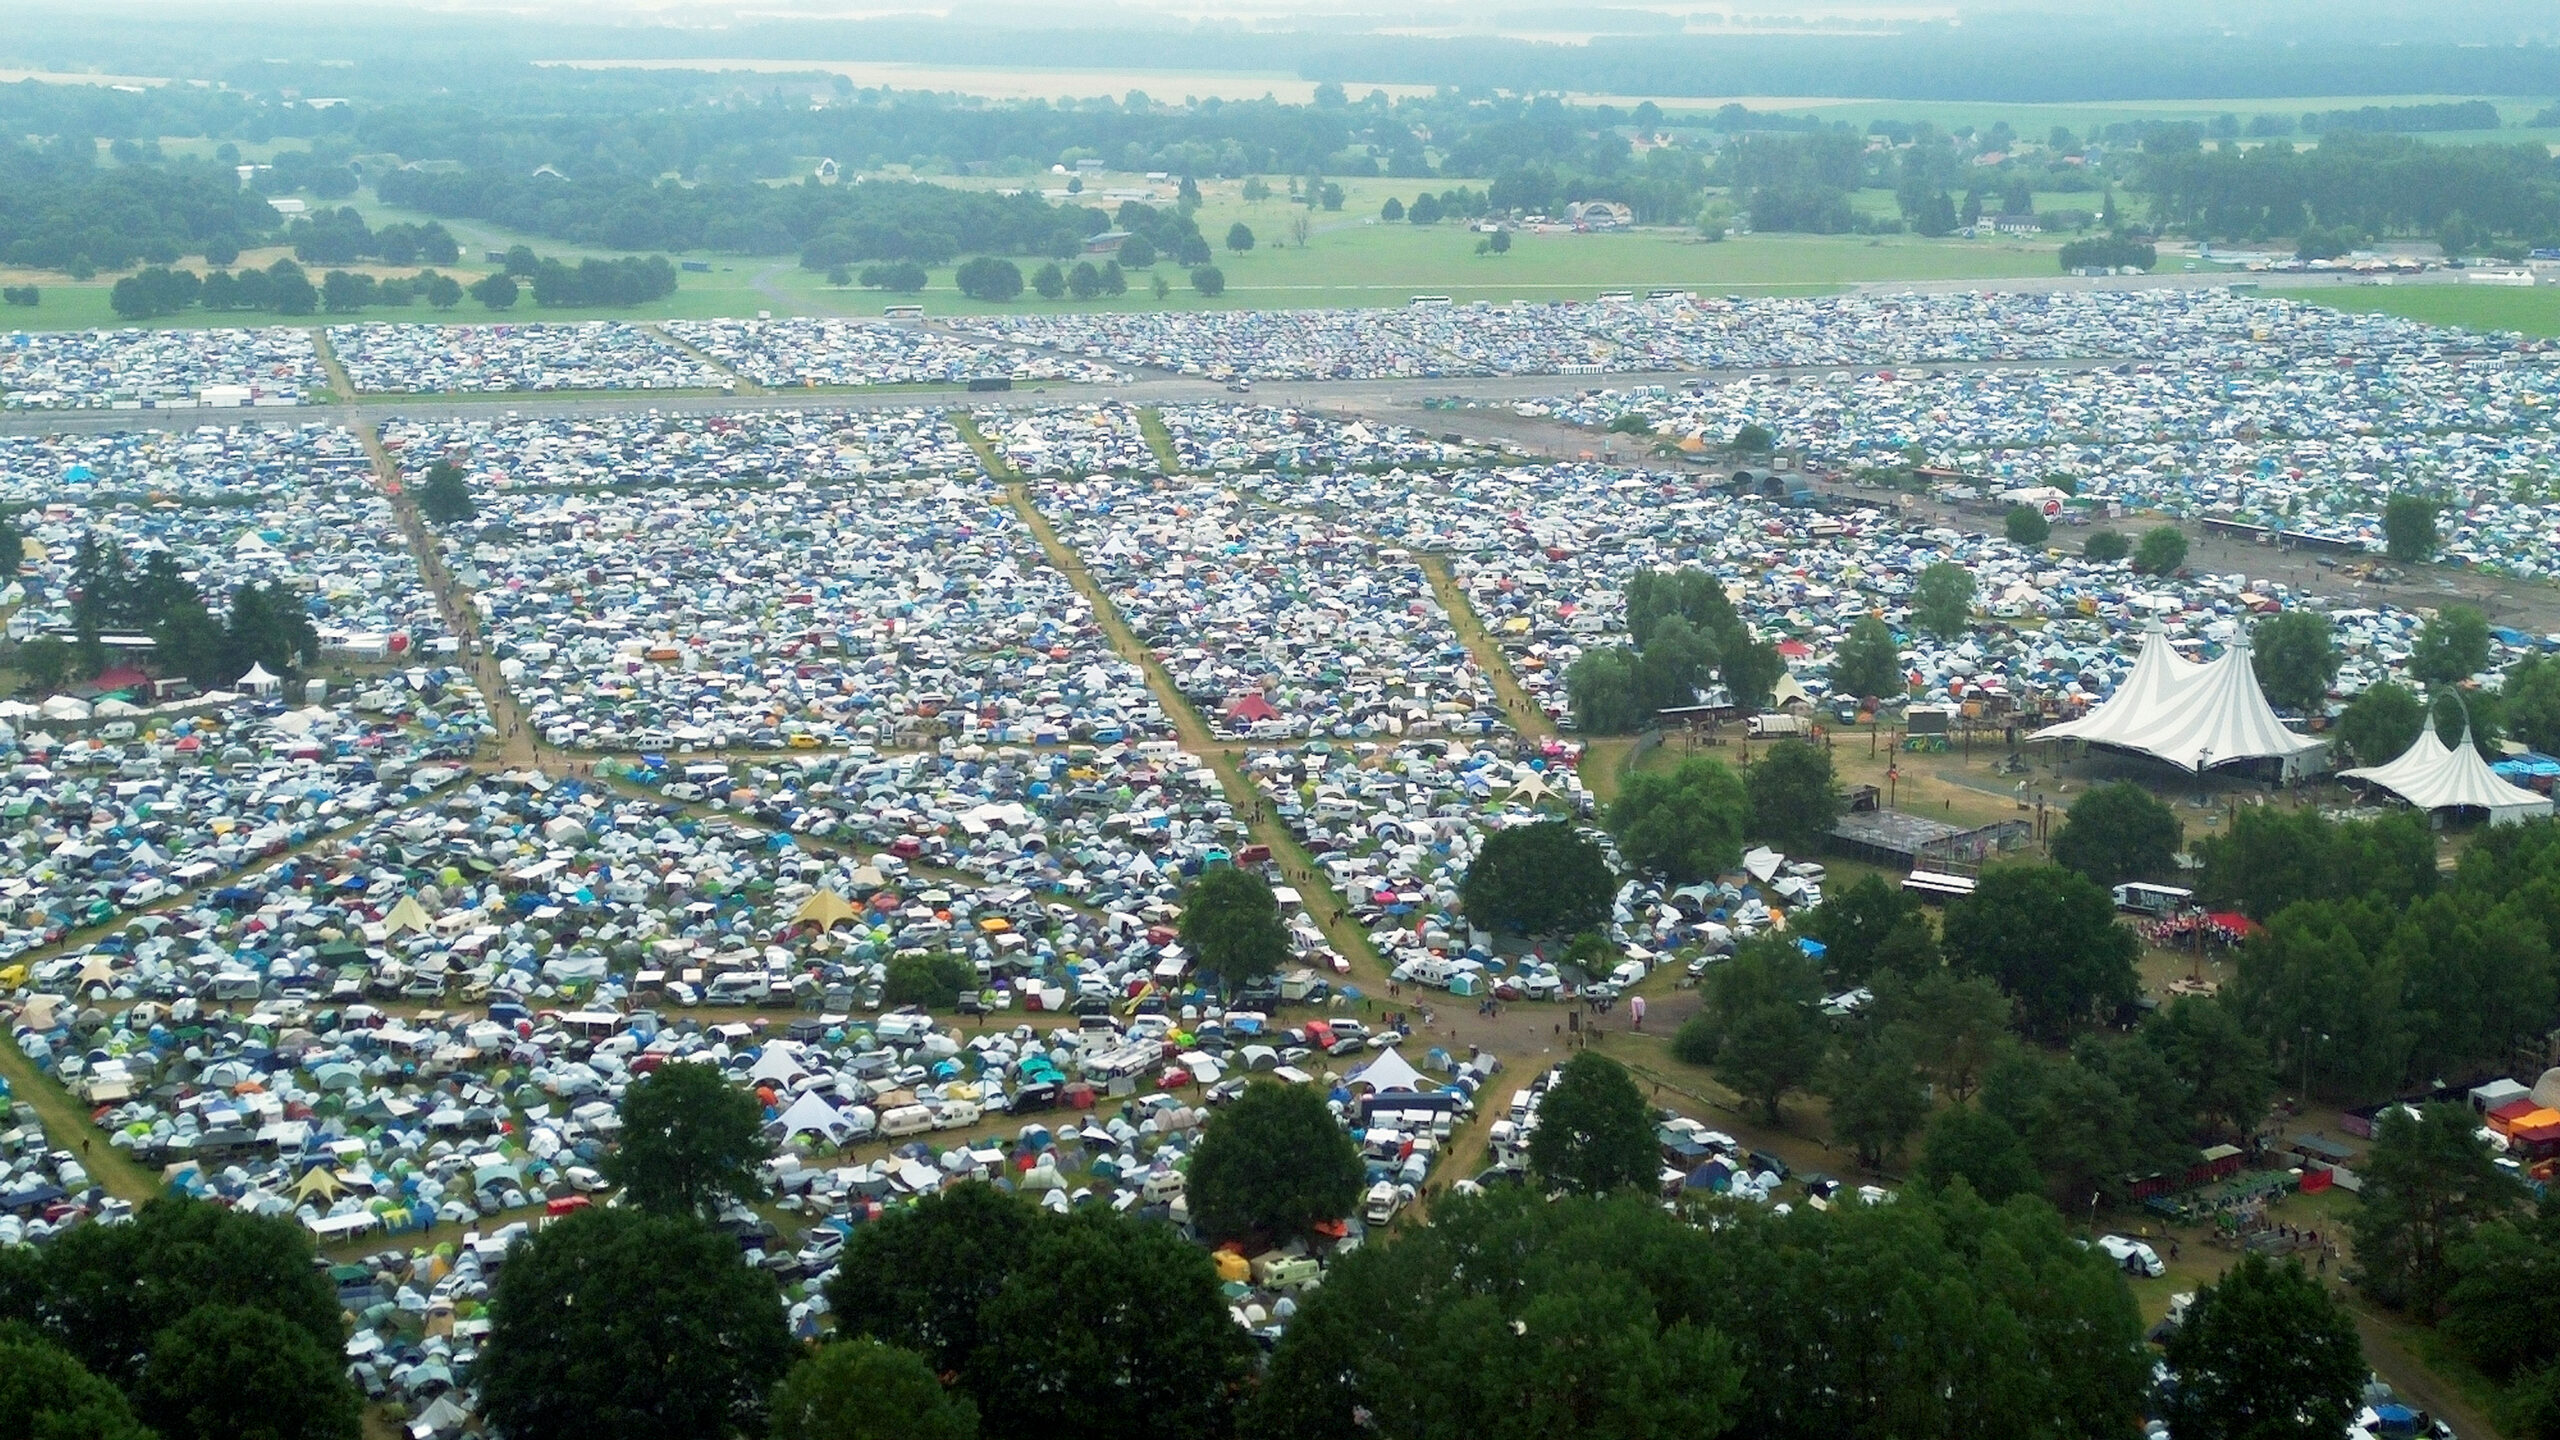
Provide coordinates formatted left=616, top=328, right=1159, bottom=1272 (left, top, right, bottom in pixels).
left=2032, top=625, right=2326, bottom=773
left=2339, top=724, right=2553, bottom=826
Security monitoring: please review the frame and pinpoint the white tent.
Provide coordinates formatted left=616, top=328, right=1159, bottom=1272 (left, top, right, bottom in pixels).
left=237, top=662, right=282, bottom=696
left=772, top=1090, right=854, bottom=1142
left=2339, top=725, right=2553, bottom=827
left=2033, top=627, right=2326, bottom=776
left=749, top=1044, right=808, bottom=1087
left=1347, top=1047, right=1427, bottom=1093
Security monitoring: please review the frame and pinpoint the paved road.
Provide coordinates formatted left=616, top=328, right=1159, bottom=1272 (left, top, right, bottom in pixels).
left=0, top=355, right=2158, bottom=438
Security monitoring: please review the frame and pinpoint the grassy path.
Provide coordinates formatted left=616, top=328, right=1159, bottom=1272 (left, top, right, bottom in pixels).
left=357, top=420, right=541, bottom=770
left=645, top=321, right=764, bottom=395
left=1418, top=554, right=1556, bottom=742
left=1136, top=406, right=1182, bottom=472
left=992, top=479, right=1393, bottom=992
left=310, top=326, right=356, bottom=404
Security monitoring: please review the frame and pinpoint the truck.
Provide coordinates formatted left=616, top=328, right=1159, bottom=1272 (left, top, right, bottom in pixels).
left=2110, top=882, right=2193, bottom=917
left=1746, top=713, right=1806, bottom=739
left=965, top=376, right=1013, bottom=393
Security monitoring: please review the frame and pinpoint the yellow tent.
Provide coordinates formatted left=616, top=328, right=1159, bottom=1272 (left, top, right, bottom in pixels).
left=796, top=890, right=859, bottom=929
left=1213, top=1250, right=1251, bottom=1283
left=292, top=1168, right=348, bottom=1203
left=384, top=895, right=435, bottom=936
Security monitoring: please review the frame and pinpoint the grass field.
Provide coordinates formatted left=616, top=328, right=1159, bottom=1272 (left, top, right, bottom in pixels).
left=2310, top=285, right=2560, bottom=339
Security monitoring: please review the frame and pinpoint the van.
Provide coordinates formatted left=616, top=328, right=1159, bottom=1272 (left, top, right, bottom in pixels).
left=878, top=1104, right=936, bottom=1138
left=206, top=973, right=264, bottom=1002
left=2097, top=1234, right=2165, bottom=1277
left=1362, top=1179, right=1404, bottom=1226
left=98, top=722, right=138, bottom=742
left=1141, top=1170, right=1187, bottom=1205
left=932, top=1100, right=981, bottom=1131
left=705, top=973, right=770, bottom=1005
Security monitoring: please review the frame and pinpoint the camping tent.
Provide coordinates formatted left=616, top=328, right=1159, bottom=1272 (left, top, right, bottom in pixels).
left=795, top=890, right=859, bottom=929
left=1348, top=1047, right=1427, bottom=1093
left=237, top=662, right=283, bottom=696
left=2340, top=725, right=2555, bottom=827
left=773, top=1090, right=854, bottom=1142
left=383, top=895, right=435, bottom=936
left=2032, top=627, right=2326, bottom=776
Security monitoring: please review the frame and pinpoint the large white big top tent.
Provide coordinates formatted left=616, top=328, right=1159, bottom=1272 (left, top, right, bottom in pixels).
left=2338, top=723, right=2554, bottom=827
left=2032, top=624, right=2328, bottom=776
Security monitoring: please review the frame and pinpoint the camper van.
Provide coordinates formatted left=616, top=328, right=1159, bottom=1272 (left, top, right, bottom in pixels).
left=1362, top=1180, right=1407, bottom=1226
left=2110, top=883, right=2192, bottom=917
left=877, top=1104, right=936, bottom=1138
left=2097, top=1234, right=2165, bottom=1277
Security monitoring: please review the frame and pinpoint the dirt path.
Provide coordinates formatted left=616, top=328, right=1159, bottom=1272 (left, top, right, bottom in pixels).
left=1136, top=406, right=1182, bottom=472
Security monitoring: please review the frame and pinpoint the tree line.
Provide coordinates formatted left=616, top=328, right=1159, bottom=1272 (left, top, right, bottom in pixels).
left=2137, top=129, right=2560, bottom=249
left=101, top=249, right=674, bottom=321
left=19, top=534, right=321, bottom=695
left=0, top=137, right=278, bottom=276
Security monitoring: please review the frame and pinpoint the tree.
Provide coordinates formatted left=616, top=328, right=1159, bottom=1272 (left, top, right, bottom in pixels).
left=2505, top=653, right=2560, bottom=756
left=2048, top=781, right=2183, bottom=889
left=2163, top=1253, right=2366, bottom=1440
left=2410, top=603, right=2491, bottom=685
left=602, top=1060, right=767, bottom=1218
left=1824, top=1032, right=1929, bottom=1169
left=2336, top=680, right=2426, bottom=766
left=1675, top=938, right=1828, bottom=1125
left=769, top=1340, right=978, bottom=1440
left=2135, top=525, right=2188, bottom=575
left=1176, top=175, right=1201, bottom=212
left=953, top=257, right=1023, bottom=302
left=2084, top=530, right=2131, bottom=563
left=1225, top=222, right=1255, bottom=253
left=15, top=637, right=73, bottom=694
left=1489, top=228, right=1512, bottom=253
left=423, top=272, right=464, bottom=308
left=1461, top=820, right=1615, bottom=936
left=1731, top=423, right=1774, bottom=453
left=1241, top=176, right=1271, bottom=203
left=1878, top=970, right=2010, bottom=1103
left=1565, top=646, right=1644, bottom=733
left=1247, top=1189, right=1741, bottom=1440
left=139, top=1304, right=360, bottom=1440
left=2003, top=505, right=2050, bottom=546
left=883, top=952, right=975, bottom=1008
left=1030, top=262, right=1067, bottom=298
left=1525, top=1052, right=1660, bottom=1195
left=2353, top=1103, right=2522, bottom=1316
left=1067, top=261, right=1103, bottom=299
left=24, top=1194, right=342, bottom=1388
left=858, top=261, right=929, bottom=292
left=967, top=1209, right=1254, bottom=1440
left=2443, top=1195, right=2560, bottom=1387
left=1606, top=755, right=1748, bottom=884
left=1827, top=614, right=1903, bottom=702
left=481, top=1207, right=794, bottom=1440
left=1117, top=233, right=1156, bottom=268
left=1380, top=196, right=1405, bottom=221
left=0, top=1329, right=151, bottom=1440
left=2144, top=996, right=2272, bottom=1141
left=2383, top=494, right=2439, bottom=564
left=1942, top=865, right=2138, bottom=1039
left=830, top=1185, right=1036, bottom=1377
left=2251, top=609, right=2340, bottom=714
left=1189, top=265, right=1225, bottom=296
left=415, top=457, right=476, bottom=525
left=1912, top=562, right=1974, bottom=638
left=1802, top=873, right=1924, bottom=983
left=1745, top=738, right=1839, bottom=855
left=468, top=271, right=519, bottom=309
left=1914, top=1104, right=2043, bottom=1203
left=1179, top=865, right=1292, bottom=986
left=1187, top=1080, right=1364, bottom=1241
left=153, top=592, right=228, bottom=693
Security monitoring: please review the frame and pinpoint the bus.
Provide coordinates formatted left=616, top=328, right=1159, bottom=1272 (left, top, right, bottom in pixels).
left=1408, top=295, right=1452, bottom=307
left=882, top=304, right=924, bottom=319
left=2111, top=882, right=2193, bottom=917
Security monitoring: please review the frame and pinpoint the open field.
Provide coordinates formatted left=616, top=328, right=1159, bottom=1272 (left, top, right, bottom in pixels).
left=2310, top=285, right=2560, bottom=339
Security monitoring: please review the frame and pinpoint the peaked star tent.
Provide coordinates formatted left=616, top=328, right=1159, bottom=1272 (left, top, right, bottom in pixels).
left=773, top=1090, right=856, bottom=1143
left=795, top=889, right=859, bottom=929
left=2338, top=724, right=2553, bottom=827
left=1348, top=1047, right=1427, bottom=1093
left=383, top=895, right=435, bottom=936
left=2032, top=627, right=2326, bottom=776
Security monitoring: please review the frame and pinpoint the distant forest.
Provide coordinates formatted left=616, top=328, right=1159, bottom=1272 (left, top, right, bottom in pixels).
left=1, top=55, right=2556, bottom=280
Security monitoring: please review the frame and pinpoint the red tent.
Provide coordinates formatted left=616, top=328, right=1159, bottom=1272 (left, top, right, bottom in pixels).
left=1225, top=694, right=1280, bottom=724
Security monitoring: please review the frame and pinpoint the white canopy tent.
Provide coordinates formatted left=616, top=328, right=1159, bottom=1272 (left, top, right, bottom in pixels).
left=2033, top=626, right=2327, bottom=776
left=2338, top=724, right=2553, bottom=827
